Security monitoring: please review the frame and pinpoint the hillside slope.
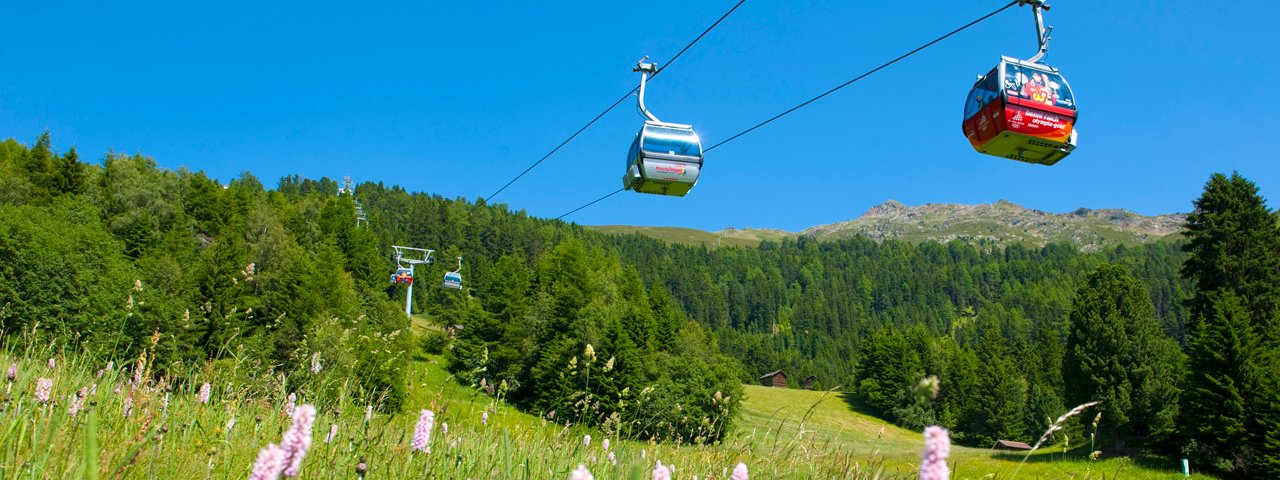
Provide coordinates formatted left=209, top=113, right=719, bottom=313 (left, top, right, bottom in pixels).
left=734, top=385, right=1192, bottom=479
left=408, top=355, right=1195, bottom=478
left=803, top=200, right=1185, bottom=252
left=590, top=225, right=793, bottom=248
left=593, top=200, right=1186, bottom=252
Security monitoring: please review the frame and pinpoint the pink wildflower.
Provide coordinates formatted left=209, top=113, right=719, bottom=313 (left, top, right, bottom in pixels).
left=123, top=394, right=134, bottom=418
left=583, top=434, right=591, bottom=447
left=442, top=422, right=448, bottom=435
left=571, top=464, right=594, bottom=480
left=411, top=409, right=434, bottom=453
left=285, top=393, right=296, bottom=416
left=732, top=462, right=749, bottom=480
left=6, top=363, right=15, bottom=380
left=34, top=377, right=52, bottom=403
left=198, top=382, right=211, bottom=404
left=280, top=404, right=316, bottom=477
left=653, top=461, right=671, bottom=480
left=602, top=438, right=610, bottom=451
left=482, top=411, right=489, bottom=426
left=309, top=353, right=321, bottom=374
left=919, top=426, right=951, bottom=480
left=249, top=443, right=287, bottom=480
left=365, top=404, right=373, bottom=422
left=47, top=357, right=55, bottom=370
left=608, top=451, right=616, bottom=466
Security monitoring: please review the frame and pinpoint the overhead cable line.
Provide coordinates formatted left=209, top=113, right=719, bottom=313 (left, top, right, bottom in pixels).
left=555, top=0, right=1019, bottom=220
left=704, top=0, right=1018, bottom=153
left=556, top=187, right=625, bottom=220
left=486, top=0, right=748, bottom=202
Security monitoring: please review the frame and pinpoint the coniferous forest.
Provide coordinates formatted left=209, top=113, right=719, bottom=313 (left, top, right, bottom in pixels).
left=2, top=133, right=1279, bottom=477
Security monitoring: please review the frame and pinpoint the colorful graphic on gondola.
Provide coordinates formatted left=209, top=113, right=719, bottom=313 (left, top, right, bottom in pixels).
left=391, top=267, right=413, bottom=284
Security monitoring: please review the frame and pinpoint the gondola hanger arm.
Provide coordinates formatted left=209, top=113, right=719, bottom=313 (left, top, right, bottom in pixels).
left=634, top=56, right=661, bottom=123
left=1019, top=0, right=1053, bottom=63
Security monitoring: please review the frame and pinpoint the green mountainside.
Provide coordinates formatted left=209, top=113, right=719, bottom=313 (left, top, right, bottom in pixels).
left=592, top=200, right=1185, bottom=252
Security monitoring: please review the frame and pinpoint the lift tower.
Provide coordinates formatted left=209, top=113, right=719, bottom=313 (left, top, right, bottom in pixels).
left=391, top=246, right=434, bottom=321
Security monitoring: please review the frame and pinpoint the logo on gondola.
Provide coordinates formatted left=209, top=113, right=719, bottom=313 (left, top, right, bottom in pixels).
left=654, top=164, right=687, bottom=176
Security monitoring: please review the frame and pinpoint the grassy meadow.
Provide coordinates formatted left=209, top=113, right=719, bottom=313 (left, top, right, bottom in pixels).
left=0, top=330, right=1201, bottom=479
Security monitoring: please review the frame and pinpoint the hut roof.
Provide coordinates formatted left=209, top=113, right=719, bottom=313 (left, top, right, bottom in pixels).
left=993, top=440, right=1033, bottom=450
left=759, top=370, right=785, bottom=380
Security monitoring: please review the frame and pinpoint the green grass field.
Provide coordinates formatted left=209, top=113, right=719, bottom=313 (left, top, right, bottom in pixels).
left=0, top=337, right=1202, bottom=479
left=733, top=385, right=1196, bottom=479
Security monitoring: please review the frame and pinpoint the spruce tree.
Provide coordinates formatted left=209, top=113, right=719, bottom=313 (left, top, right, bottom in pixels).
left=972, top=324, right=1025, bottom=445
left=1182, top=291, right=1256, bottom=473
left=1182, top=172, right=1280, bottom=334
left=1180, top=172, right=1280, bottom=476
left=1063, top=264, right=1182, bottom=443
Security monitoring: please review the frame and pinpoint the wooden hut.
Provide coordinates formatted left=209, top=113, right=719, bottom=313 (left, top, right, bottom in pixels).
left=760, top=370, right=787, bottom=388
left=992, top=440, right=1033, bottom=451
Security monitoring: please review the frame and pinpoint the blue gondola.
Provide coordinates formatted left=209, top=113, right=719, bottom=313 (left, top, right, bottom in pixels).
left=441, top=256, right=463, bottom=290
left=622, top=57, right=704, bottom=197
left=441, top=272, right=462, bottom=290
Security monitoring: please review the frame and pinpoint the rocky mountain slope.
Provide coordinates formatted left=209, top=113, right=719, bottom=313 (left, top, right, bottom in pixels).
left=801, top=200, right=1185, bottom=252
left=590, top=200, right=1186, bottom=252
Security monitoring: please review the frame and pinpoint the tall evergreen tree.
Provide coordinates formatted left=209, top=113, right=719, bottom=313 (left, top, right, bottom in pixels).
left=1180, top=172, right=1280, bottom=477
left=1182, top=291, right=1258, bottom=474
left=1063, top=264, right=1182, bottom=444
left=49, top=147, right=87, bottom=196
left=1182, top=172, right=1280, bottom=334
left=969, top=323, right=1026, bottom=445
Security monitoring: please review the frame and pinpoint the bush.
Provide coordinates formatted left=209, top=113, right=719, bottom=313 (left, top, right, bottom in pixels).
left=421, top=330, right=448, bottom=355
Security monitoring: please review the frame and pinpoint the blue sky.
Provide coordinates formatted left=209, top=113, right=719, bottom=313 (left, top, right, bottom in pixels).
left=2, top=0, right=1278, bottom=231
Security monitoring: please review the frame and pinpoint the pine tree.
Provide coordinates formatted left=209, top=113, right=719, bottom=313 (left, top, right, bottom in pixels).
left=971, top=324, right=1025, bottom=445
left=1180, top=172, right=1280, bottom=476
left=49, top=147, right=87, bottom=196
left=1182, top=172, right=1280, bottom=335
left=1063, top=264, right=1182, bottom=443
left=856, top=328, right=919, bottom=415
left=1182, top=291, right=1256, bottom=474
left=24, top=132, right=55, bottom=190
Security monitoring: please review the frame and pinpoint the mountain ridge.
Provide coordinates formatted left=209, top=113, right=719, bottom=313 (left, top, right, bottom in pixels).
left=590, top=200, right=1186, bottom=251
